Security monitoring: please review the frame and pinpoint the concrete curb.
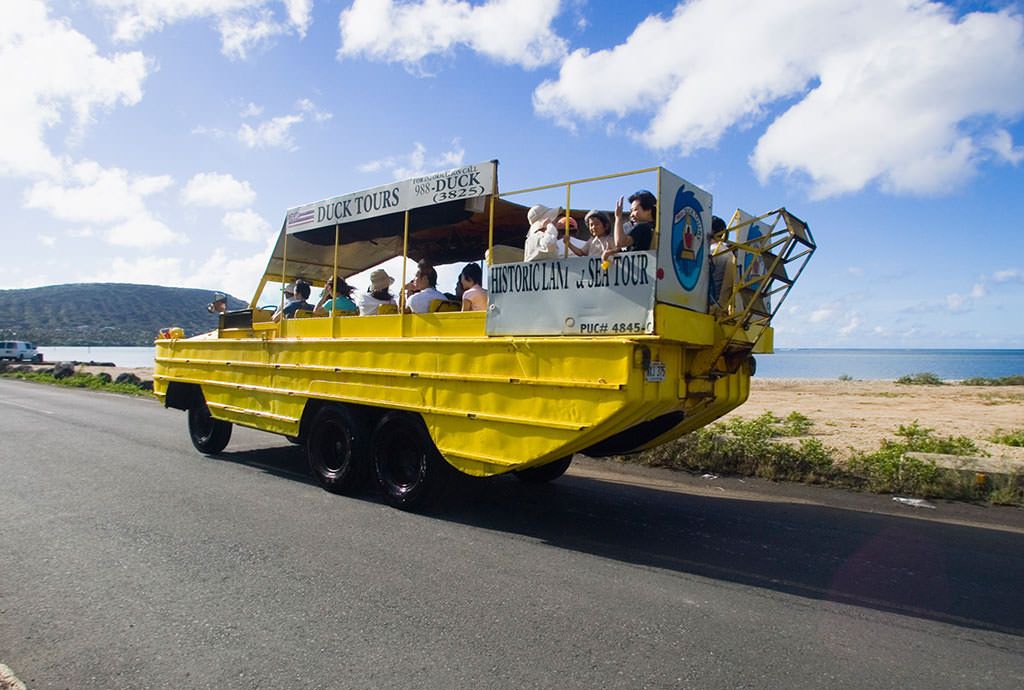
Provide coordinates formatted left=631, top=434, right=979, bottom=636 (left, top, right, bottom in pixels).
left=905, top=451, right=1023, bottom=490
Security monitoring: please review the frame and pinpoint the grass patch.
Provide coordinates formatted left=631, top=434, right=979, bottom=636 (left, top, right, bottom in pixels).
left=991, top=428, right=1024, bottom=447
left=960, top=375, right=1024, bottom=386
left=620, top=415, right=1020, bottom=505
left=630, top=412, right=836, bottom=483
left=896, top=372, right=945, bottom=385
left=1, top=371, right=152, bottom=396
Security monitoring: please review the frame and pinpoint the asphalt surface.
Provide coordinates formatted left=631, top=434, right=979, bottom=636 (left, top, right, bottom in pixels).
left=2, top=378, right=1023, bottom=689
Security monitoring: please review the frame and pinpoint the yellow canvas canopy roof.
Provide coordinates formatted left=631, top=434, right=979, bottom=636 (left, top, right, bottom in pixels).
left=260, top=195, right=561, bottom=286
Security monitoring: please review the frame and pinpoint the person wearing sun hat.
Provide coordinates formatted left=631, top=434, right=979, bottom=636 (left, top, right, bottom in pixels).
left=523, top=203, right=563, bottom=261
left=357, top=268, right=397, bottom=315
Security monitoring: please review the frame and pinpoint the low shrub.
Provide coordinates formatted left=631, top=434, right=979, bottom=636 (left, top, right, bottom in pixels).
left=846, top=422, right=980, bottom=497
left=629, top=411, right=838, bottom=484
left=988, top=475, right=1024, bottom=506
left=990, top=428, right=1024, bottom=447
left=896, top=372, right=944, bottom=385
left=838, top=374, right=853, bottom=381
left=622, top=416, right=1023, bottom=505
left=960, top=375, right=1024, bottom=386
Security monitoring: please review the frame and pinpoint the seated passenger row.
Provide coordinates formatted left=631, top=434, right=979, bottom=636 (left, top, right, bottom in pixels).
left=523, top=190, right=656, bottom=263
left=274, top=262, right=489, bottom=319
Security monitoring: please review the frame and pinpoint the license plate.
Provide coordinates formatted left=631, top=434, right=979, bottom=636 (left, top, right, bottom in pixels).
left=645, top=361, right=666, bottom=382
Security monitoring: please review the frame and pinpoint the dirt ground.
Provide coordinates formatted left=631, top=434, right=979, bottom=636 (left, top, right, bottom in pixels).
left=733, top=378, right=1024, bottom=467
left=69, top=364, right=1024, bottom=468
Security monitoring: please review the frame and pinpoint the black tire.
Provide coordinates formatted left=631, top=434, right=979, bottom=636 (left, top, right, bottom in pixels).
left=188, top=398, right=232, bottom=454
left=306, top=405, right=369, bottom=494
left=514, top=456, right=573, bottom=484
left=286, top=435, right=303, bottom=445
left=372, top=411, right=453, bottom=511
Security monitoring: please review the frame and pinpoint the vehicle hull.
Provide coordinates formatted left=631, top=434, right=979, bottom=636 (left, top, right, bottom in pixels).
left=154, top=306, right=765, bottom=476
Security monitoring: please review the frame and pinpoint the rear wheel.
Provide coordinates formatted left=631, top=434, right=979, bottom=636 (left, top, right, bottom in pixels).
left=514, top=456, right=572, bottom=484
left=306, top=405, right=368, bottom=494
left=188, top=397, right=232, bottom=454
left=372, top=412, right=453, bottom=511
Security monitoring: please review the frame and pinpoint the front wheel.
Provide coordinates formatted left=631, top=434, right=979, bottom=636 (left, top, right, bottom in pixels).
left=514, top=456, right=572, bottom=484
left=372, top=412, right=453, bottom=511
left=188, top=398, right=232, bottom=454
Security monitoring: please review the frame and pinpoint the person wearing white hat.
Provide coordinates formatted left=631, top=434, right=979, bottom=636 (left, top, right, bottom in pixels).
left=357, top=268, right=397, bottom=315
left=274, top=279, right=312, bottom=320
left=523, top=204, right=563, bottom=262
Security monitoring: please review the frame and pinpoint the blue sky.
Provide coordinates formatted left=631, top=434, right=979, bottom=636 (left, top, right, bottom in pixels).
left=2, top=0, right=1023, bottom=348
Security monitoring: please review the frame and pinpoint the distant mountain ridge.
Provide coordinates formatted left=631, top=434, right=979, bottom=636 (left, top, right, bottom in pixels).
left=0, top=283, right=248, bottom=346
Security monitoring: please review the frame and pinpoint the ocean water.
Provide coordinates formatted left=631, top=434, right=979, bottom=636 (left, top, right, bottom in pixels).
left=36, top=346, right=1024, bottom=380
left=756, top=348, right=1024, bottom=380
left=40, top=346, right=156, bottom=368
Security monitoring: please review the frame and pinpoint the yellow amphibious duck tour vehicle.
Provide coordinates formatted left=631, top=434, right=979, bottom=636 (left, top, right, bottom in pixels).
left=154, top=161, right=815, bottom=510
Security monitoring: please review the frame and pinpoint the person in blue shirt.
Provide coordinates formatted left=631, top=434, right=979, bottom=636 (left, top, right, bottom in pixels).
left=314, top=276, right=358, bottom=315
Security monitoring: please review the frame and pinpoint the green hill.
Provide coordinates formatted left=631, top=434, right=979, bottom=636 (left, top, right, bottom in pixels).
left=0, top=283, right=248, bottom=346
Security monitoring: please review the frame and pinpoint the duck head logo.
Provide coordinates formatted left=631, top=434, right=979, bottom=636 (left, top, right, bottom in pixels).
left=671, top=186, right=705, bottom=291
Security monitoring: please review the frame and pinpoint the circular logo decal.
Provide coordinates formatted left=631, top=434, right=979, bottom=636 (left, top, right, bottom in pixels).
left=671, top=186, right=705, bottom=291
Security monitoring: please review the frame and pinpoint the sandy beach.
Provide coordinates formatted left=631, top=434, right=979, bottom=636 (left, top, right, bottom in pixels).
left=734, top=378, right=1024, bottom=466
left=68, top=364, right=1024, bottom=467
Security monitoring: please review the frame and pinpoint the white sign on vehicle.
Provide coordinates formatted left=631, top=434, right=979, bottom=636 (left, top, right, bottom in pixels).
left=655, top=169, right=711, bottom=313
left=284, top=161, right=497, bottom=233
left=486, top=253, right=656, bottom=336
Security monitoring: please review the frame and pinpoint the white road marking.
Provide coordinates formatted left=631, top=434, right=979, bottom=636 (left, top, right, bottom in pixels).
left=0, top=398, right=55, bottom=415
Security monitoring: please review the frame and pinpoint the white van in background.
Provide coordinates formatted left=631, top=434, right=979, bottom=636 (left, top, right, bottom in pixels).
left=0, top=341, right=41, bottom=362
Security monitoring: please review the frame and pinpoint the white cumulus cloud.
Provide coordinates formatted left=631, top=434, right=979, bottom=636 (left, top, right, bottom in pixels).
left=992, top=268, right=1021, bottom=283
left=23, top=159, right=183, bottom=248
left=237, top=99, right=331, bottom=149
left=809, top=306, right=835, bottom=324
left=222, top=208, right=273, bottom=242
left=359, top=140, right=466, bottom=180
left=0, top=0, right=150, bottom=179
left=533, top=0, right=1024, bottom=198
left=338, top=0, right=567, bottom=70
left=89, top=0, right=312, bottom=59
left=104, top=215, right=185, bottom=248
left=182, top=172, right=257, bottom=208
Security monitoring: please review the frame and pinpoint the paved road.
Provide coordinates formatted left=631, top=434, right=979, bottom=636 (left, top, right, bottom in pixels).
left=2, top=379, right=1023, bottom=689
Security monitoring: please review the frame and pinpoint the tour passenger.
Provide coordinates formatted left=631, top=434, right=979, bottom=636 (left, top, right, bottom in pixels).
left=604, top=190, right=657, bottom=261
left=314, top=276, right=357, bottom=316
left=403, top=258, right=434, bottom=300
left=276, top=279, right=312, bottom=320
left=554, top=216, right=587, bottom=258
left=569, top=210, right=615, bottom=257
left=523, top=204, right=562, bottom=262
left=405, top=264, right=446, bottom=313
left=708, top=215, right=736, bottom=315
left=444, top=277, right=465, bottom=304
left=207, top=292, right=228, bottom=314
left=358, top=269, right=397, bottom=315
left=459, top=263, right=488, bottom=312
